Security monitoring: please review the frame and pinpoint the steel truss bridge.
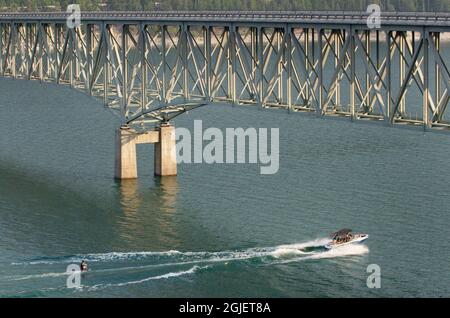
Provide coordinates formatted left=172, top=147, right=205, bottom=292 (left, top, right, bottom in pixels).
left=1, top=11, right=450, bottom=131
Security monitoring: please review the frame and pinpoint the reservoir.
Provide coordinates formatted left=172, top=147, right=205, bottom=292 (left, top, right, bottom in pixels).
left=1, top=75, right=450, bottom=297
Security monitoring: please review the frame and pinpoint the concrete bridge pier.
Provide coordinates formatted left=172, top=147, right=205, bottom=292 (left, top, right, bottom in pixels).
left=154, top=124, right=177, bottom=177
left=115, top=126, right=138, bottom=179
left=114, top=124, right=177, bottom=179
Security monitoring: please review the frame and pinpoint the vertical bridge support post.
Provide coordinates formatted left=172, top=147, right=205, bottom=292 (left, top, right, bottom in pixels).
left=115, top=124, right=176, bottom=179
left=115, top=127, right=138, bottom=179
left=154, top=124, right=177, bottom=177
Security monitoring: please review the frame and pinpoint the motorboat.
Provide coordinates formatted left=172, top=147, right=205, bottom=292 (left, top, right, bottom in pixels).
left=324, top=229, right=368, bottom=249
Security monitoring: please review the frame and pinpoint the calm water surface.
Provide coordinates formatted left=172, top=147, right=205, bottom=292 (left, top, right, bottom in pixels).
left=0, top=78, right=450, bottom=297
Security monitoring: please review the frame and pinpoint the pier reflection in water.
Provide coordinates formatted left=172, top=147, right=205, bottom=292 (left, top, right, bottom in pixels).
left=117, top=177, right=180, bottom=247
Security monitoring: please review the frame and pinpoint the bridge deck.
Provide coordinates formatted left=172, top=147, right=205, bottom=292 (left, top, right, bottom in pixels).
left=0, top=11, right=450, bottom=27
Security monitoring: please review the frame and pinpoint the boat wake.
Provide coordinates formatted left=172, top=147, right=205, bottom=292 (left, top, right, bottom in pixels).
left=87, top=265, right=209, bottom=291
left=8, top=238, right=369, bottom=292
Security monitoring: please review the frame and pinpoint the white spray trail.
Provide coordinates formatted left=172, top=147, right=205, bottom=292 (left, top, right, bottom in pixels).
left=9, top=238, right=369, bottom=286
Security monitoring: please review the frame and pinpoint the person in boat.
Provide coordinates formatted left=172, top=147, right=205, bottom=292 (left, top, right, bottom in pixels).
left=80, top=260, right=88, bottom=272
left=333, top=230, right=352, bottom=245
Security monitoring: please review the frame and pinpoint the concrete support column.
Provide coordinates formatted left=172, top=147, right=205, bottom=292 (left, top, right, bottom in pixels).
left=154, top=124, right=177, bottom=176
left=115, top=124, right=176, bottom=179
left=115, top=127, right=138, bottom=179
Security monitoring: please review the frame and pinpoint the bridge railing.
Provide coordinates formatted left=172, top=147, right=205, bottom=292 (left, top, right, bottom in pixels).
left=0, top=11, right=449, bottom=25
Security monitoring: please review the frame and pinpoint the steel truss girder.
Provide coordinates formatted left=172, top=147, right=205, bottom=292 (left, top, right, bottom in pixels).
left=1, top=20, right=450, bottom=130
